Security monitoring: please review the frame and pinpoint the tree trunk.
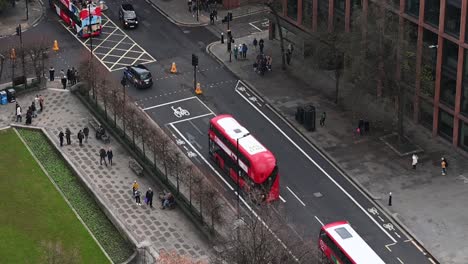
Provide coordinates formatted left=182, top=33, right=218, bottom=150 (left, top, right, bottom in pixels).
left=267, top=3, right=286, bottom=70
left=335, top=68, right=340, bottom=104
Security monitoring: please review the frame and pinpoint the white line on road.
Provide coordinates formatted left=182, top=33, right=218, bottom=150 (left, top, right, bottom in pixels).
left=314, top=216, right=324, bottom=226
left=286, top=186, right=306, bottom=206
left=428, top=257, right=436, bottom=264
left=170, top=123, right=298, bottom=262
left=397, top=257, right=404, bottom=264
left=235, top=80, right=397, bottom=243
left=411, top=240, right=425, bottom=254
left=143, top=97, right=197, bottom=111
left=248, top=22, right=263, bottom=32
left=279, top=195, right=286, bottom=203
left=168, top=113, right=215, bottom=125
left=195, top=97, right=216, bottom=115
left=385, top=242, right=396, bottom=252
left=378, top=216, right=385, bottom=222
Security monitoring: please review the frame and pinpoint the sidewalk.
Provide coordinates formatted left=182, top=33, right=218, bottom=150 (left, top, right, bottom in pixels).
left=0, top=0, right=45, bottom=38
left=208, top=32, right=468, bottom=264
left=0, top=81, right=211, bottom=262
left=145, top=0, right=266, bottom=26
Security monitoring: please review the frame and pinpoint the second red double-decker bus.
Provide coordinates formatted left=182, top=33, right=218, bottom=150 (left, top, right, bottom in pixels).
left=318, top=221, right=385, bottom=264
left=208, top=114, right=279, bottom=202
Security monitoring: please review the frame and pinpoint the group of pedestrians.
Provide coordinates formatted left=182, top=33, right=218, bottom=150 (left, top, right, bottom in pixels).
left=15, top=95, right=45, bottom=125
left=49, top=66, right=79, bottom=89
left=411, top=154, right=449, bottom=176
left=233, top=43, right=248, bottom=60
left=99, top=147, right=114, bottom=167
left=58, top=126, right=89, bottom=147
left=132, top=181, right=154, bottom=208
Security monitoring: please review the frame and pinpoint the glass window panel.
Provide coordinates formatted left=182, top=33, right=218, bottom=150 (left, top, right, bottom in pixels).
left=421, top=29, right=438, bottom=98
left=443, top=39, right=458, bottom=70
left=334, top=0, right=345, bottom=32
left=462, top=50, right=468, bottom=114
left=302, top=0, right=313, bottom=28
left=440, top=72, right=457, bottom=108
left=445, top=0, right=461, bottom=37
left=318, top=0, right=329, bottom=29
left=402, top=21, right=418, bottom=87
left=424, top=0, right=440, bottom=27
left=405, top=0, right=420, bottom=18
left=287, top=0, right=299, bottom=21
left=439, top=110, right=454, bottom=140
left=350, top=0, right=362, bottom=30
left=419, top=100, right=434, bottom=129
left=440, top=39, right=458, bottom=108
left=459, top=121, right=468, bottom=151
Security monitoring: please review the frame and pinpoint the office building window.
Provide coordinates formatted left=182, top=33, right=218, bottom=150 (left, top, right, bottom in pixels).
left=334, top=0, right=345, bottom=32
left=318, top=0, right=329, bottom=29
left=439, top=110, right=454, bottom=140
left=445, top=0, right=461, bottom=37
left=287, top=0, right=299, bottom=21
left=405, top=0, right=420, bottom=18
left=421, top=29, right=438, bottom=98
left=462, top=50, right=468, bottom=115
left=440, top=39, right=458, bottom=108
left=460, top=121, right=468, bottom=151
left=350, top=0, right=362, bottom=30
left=402, top=21, right=418, bottom=88
left=302, top=0, right=313, bottom=28
left=419, top=100, right=434, bottom=129
left=424, top=0, right=440, bottom=27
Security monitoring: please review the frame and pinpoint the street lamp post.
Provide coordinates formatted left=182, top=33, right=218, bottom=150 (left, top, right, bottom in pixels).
left=236, top=133, right=249, bottom=220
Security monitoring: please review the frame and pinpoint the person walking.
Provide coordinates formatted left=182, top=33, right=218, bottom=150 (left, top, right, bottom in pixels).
left=287, top=43, right=294, bottom=55
left=107, top=147, right=113, bottom=166
left=34, top=95, right=39, bottom=113
left=132, top=180, right=139, bottom=193
left=242, top=43, right=248, bottom=58
left=259, top=39, right=264, bottom=54
left=65, top=128, right=72, bottom=145
left=134, top=189, right=141, bottom=205
left=210, top=11, right=214, bottom=24
left=66, top=68, right=72, bottom=86
left=39, top=95, right=44, bottom=112
left=99, top=148, right=107, bottom=166
left=49, top=66, right=55, bottom=81
left=145, top=188, right=154, bottom=208
left=61, top=70, right=67, bottom=89
left=58, top=131, right=64, bottom=147
left=412, top=154, right=418, bottom=169
left=286, top=50, right=292, bottom=65
left=71, top=67, right=77, bottom=85
left=16, top=104, right=22, bottom=122
left=83, top=126, right=89, bottom=142
left=441, top=157, right=448, bottom=176
left=77, top=130, right=84, bottom=146
left=213, top=9, right=217, bottom=20
left=188, top=0, right=192, bottom=12
left=320, top=112, right=327, bottom=127
left=233, top=45, right=238, bottom=60
left=253, top=38, right=258, bottom=51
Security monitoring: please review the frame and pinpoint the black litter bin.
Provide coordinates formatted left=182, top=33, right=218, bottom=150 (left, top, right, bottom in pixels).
left=296, top=106, right=305, bottom=124
left=6, top=88, right=16, bottom=103
left=303, top=105, right=316, bottom=131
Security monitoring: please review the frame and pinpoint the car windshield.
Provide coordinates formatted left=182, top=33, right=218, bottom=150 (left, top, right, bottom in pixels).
left=124, top=11, right=136, bottom=19
left=140, top=72, right=151, bottom=80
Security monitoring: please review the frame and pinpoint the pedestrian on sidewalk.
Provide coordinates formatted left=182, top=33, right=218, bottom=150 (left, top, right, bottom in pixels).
left=60, top=70, right=67, bottom=89
left=34, top=95, right=39, bottom=113
left=188, top=0, right=192, bottom=12
left=441, top=157, right=448, bottom=176
left=253, top=38, right=258, bottom=51
left=287, top=43, right=294, bottom=55
left=39, top=95, right=44, bottom=112
left=412, top=154, right=418, bottom=169
left=65, top=128, right=72, bottom=145
left=134, top=189, right=141, bottom=205
left=132, top=180, right=139, bottom=193
left=31, top=102, right=37, bottom=118
left=210, top=12, right=214, bottom=24
left=99, top=147, right=107, bottom=166
left=107, top=147, right=113, bottom=166
left=71, top=67, right=77, bottom=85
left=320, top=112, right=327, bottom=127
left=83, top=126, right=89, bottom=142
left=25, top=107, right=32, bottom=125
left=213, top=8, right=218, bottom=20
left=77, top=129, right=84, bottom=146
left=259, top=39, right=264, bottom=54
left=75, top=70, right=80, bottom=83
left=233, top=45, right=238, bottom=60
left=16, top=104, right=22, bottom=122
left=49, top=66, right=55, bottom=81
left=242, top=43, right=248, bottom=58
left=66, top=68, right=72, bottom=86
left=286, top=50, right=292, bottom=65
left=145, top=188, right=154, bottom=208
left=58, top=131, right=64, bottom=147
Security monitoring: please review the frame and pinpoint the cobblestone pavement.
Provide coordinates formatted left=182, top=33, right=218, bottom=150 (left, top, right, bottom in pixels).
left=0, top=81, right=211, bottom=262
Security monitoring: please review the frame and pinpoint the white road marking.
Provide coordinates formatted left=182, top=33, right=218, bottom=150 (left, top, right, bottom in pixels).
left=314, top=216, right=324, bottom=226
left=143, top=97, right=197, bottom=111
left=279, top=195, right=286, bottom=203
left=411, top=240, right=425, bottom=253
left=248, top=22, right=262, bottom=32
left=286, top=186, right=306, bottom=206
left=170, top=124, right=298, bottom=261
left=92, top=27, right=118, bottom=50
left=428, top=258, right=436, bottom=264
left=101, top=36, right=128, bottom=61
left=168, top=113, right=215, bottom=125
left=235, top=80, right=397, bottom=243
left=110, top=43, right=136, bottom=70
left=385, top=242, right=396, bottom=252
left=195, top=97, right=216, bottom=115
left=397, top=257, right=404, bottom=264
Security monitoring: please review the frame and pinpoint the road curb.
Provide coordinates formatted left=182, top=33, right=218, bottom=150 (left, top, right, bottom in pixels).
left=144, top=0, right=209, bottom=27
left=0, top=0, right=46, bottom=39
left=206, top=40, right=440, bottom=264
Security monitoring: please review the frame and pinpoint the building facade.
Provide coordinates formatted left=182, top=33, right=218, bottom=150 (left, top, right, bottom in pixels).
left=270, top=0, right=468, bottom=151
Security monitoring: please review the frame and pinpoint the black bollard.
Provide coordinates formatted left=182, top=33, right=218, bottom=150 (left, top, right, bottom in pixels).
left=388, top=192, right=392, bottom=206
left=221, top=32, right=224, bottom=44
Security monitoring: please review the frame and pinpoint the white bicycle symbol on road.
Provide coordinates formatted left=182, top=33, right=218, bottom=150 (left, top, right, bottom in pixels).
left=171, top=106, right=190, bottom=118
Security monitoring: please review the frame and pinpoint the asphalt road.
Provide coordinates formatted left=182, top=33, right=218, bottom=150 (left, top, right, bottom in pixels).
left=5, top=1, right=436, bottom=263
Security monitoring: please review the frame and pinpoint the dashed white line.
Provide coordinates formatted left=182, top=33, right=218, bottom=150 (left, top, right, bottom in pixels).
left=411, top=240, right=425, bottom=254
left=394, top=232, right=401, bottom=238
left=168, top=113, right=215, bottom=125
left=286, top=186, right=306, bottom=206
left=235, top=80, right=397, bottom=243
left=314, top=216, right=324, bottom=226
left=385, top=242, right=396, bottom=252
left=142, top=96, right=197, bottom=111
left=397, top=257, right=404, bottom=264
left=378, top=216, right=384, bottom=222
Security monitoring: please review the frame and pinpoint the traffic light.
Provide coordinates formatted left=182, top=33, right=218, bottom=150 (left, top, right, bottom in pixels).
left=16, top=25, right=21, bottom=36
left=192, top=54, right=198, bottom=67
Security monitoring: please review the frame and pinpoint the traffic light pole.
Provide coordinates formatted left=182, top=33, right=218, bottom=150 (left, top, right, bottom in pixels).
left=193, top=65, right=197, bottom=91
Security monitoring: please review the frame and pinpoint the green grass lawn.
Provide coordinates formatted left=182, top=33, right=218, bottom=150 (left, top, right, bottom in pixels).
left=0, top=128, right=110, bottom=263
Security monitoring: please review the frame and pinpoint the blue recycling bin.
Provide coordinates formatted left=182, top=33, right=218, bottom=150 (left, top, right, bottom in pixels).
left=0, top=91, right=7, bottom=105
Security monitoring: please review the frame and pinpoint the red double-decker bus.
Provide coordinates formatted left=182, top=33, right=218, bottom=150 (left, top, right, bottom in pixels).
left=319, top=221, right=385, bottom=264
left=50, top=0, right=102, bottom=38
left=208, top=115, right=279, bottom=202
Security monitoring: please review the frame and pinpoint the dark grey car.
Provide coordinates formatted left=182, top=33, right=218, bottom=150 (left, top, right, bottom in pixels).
left=119, top=4, right=138, bottom=28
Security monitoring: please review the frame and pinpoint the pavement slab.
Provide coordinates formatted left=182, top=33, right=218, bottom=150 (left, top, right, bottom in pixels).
left=0, top=84, right=211, bottom=262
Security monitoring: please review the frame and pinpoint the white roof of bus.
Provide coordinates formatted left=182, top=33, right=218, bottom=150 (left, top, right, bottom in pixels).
left=217, top=117, right=267, bottom=155
left=325, top=223, right=385, bottom=264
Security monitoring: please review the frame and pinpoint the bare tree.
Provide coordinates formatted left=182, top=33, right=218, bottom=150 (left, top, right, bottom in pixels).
left=202, top=187, right=223, bottom=230
left=265, top=0, right=286, bottom=70
left=23, top=38, right=49, bottom=81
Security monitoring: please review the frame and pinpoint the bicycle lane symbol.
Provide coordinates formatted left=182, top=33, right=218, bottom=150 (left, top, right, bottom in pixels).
left=171, top=106, right=190, bottom=118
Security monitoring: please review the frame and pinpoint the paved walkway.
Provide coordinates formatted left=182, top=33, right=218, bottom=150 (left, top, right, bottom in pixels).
left=208, top=32, right=468, bottom=264
left=0, top=0, right=44, bottom=38
left=0, top=81, right=211, bottom=262
left=146, top=0, right=266, bottom=26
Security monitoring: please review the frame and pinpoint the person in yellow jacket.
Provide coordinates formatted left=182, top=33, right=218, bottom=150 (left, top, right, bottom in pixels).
left=441, top=157, right=447, bottom=176
left=132, top=181, right=139, bottom=194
